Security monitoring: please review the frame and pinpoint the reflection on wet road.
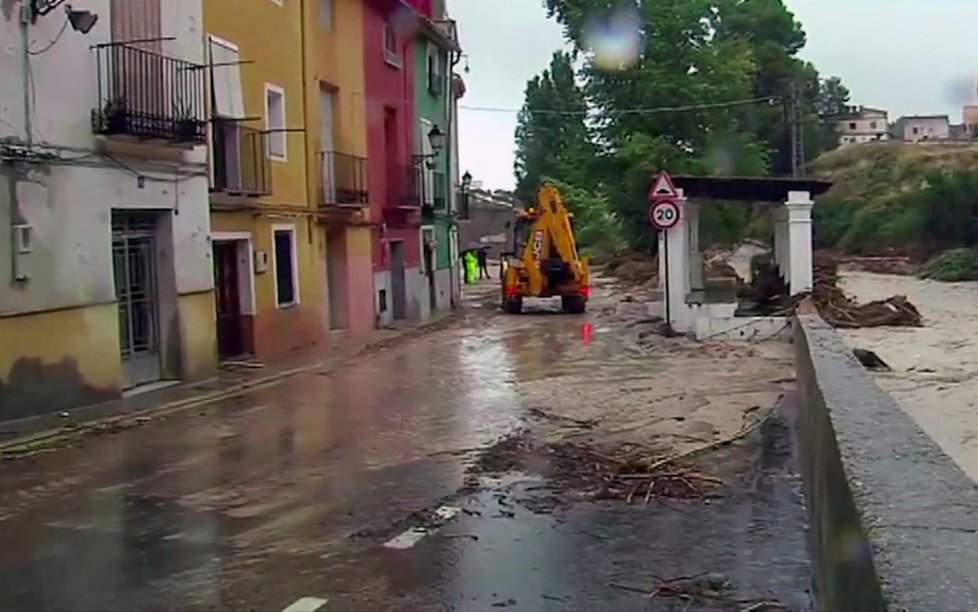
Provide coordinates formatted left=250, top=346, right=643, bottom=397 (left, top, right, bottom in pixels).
left=0, top=296, right=812, bottom=611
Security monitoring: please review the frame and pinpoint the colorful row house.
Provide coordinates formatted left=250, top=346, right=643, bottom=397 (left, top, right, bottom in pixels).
left=365, top=0, right=463, bottom=325
left=0, top=0, right=465, bottom=420
left=205, top=0, right=464, bottom=353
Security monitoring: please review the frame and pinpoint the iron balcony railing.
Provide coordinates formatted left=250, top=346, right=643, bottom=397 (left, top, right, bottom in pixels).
left=390, top=164, right=423, bottom=209
left=91, top=42, right=207, bottom=144
left=212, top=121, right=272, bottom=196
left=320, top=151, right=369, bottom=206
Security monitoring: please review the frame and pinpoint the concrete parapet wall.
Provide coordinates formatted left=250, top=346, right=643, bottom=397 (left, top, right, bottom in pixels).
left=794, top=314, right=978, bottom=611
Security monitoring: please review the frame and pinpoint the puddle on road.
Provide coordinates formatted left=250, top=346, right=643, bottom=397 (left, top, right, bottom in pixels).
left=322, top=407, right=813, bottom=611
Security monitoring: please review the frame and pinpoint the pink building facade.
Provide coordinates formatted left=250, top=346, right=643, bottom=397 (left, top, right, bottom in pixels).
left=364, top=0, right=427, bottom=324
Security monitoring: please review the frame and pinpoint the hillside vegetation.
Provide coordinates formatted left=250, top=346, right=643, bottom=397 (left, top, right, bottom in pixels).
left=810, top=143, right=978, bottom=261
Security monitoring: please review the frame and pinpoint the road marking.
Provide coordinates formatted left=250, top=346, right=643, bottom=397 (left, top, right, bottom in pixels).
left=384, top=527, right=430, bottom=549
left=383, top=505, right=461, bottom=550
left=283, top=597, right=328, bottom=612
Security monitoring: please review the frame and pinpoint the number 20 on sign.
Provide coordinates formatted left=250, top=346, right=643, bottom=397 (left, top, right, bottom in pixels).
left=649, top=200, right=680, bottom=230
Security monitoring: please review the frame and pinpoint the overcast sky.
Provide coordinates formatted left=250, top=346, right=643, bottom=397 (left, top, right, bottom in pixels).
left=451, top=0, right=978, bottom=190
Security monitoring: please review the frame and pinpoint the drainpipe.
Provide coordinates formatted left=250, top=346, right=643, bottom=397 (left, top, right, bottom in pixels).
left=447, top=35, right=460, bottom=219
left=300, top=0, right=313, bottom=243
left=446, top=31, right=461, bottom=308
left=19, top=4, right=33, bottom=145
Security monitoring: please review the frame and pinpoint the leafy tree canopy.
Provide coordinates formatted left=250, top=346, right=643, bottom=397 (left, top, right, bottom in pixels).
left=515, top=0, right=851, bottom=251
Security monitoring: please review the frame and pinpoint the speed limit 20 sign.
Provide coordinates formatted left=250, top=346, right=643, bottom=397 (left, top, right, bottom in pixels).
left=649, top=200, right=680, bottom=230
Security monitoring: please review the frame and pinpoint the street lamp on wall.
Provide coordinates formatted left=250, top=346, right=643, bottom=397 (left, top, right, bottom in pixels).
left=29, top=1, right=98, bottom=32
left=427, top=125, right=446, bottom=152
left=67, top=7, right=98, bottom=33
left=459, top=170, right=472, bottom=220
left=412, top=124, right=446, bottom=170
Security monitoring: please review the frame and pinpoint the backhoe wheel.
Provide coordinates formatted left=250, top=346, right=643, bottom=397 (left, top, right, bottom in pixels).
left=504, top=297, right=523, bottom=314
left=562, top=295, right=586, bottom=314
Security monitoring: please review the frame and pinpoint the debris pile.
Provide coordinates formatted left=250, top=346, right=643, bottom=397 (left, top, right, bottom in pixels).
left=610, top=574, right=788, bottom=611
left=469, top=412, right=775, bottom=505
left=747, top=254, right=923, bottom=328
left=704, top=250, right=744, bottom=286
left=542, top=441, right=718, bottom=503
left=788, top=256, right=924, bottom=328
left=603, top=252, right=658, bottom=286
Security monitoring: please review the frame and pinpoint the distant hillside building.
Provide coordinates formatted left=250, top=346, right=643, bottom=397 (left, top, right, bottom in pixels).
left=834, top=106, right=890, bottom=146
left=891, top=115, right=951, bottom=142
left=963, top=105, right=978, bottom=138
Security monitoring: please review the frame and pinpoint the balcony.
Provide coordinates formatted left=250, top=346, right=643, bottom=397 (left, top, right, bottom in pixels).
left=91, top=42, right=206, bottom=145
left=389, top=165, right=422, bottom=209
left=320, top=152, right=369, bottom=207
left=212, top=121, right=272, bottom=196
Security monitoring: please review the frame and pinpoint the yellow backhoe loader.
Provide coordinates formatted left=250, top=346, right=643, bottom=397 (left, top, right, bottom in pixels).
left=500, top=184, right=590, bottom=314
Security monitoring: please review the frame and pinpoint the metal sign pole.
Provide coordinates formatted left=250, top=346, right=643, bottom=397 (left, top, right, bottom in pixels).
left=648, top=171, right=680, bottom=330
left=663, top=230, right=670, bottom=326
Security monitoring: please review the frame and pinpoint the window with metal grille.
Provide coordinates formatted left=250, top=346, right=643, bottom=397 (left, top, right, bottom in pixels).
left=274, top=227, right=297, bottom=307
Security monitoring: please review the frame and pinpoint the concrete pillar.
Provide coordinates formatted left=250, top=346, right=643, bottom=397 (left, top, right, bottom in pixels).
left=786, top=191, right=814, bottom=294
left=686, top=200, right=703, bottom=292
left=772, top=205, right=789, bottom=283
left=658, top=192, right=692, bottom=333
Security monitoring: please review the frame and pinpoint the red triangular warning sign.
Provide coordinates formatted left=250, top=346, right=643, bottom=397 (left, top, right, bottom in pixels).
left=649, top=171, right=679, bottom=201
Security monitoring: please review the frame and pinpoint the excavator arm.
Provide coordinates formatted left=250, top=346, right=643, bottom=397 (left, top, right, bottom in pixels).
left=520, top=184, right=584, bottom=295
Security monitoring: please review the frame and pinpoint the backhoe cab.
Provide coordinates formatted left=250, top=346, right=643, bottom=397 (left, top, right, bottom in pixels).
left=500, top=184, right=590, bottom=314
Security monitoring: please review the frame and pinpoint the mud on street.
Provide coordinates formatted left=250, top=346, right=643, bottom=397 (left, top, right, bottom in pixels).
left=0, top=274, right=811, bottom=611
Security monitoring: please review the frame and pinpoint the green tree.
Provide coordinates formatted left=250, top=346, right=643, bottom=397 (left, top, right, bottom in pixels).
left=532, top=0, right=845, bottom=250
left=514, top=51, right=594, bottom=203
left=814, top=76, right=851, bottom=151
left=817, top=76, right=851, bottom=118
left=714, top=0, right=819, bottom=174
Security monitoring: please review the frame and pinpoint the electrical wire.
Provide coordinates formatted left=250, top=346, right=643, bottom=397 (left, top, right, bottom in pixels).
left=28, top=17, right=69, bottom=56
left=101, top=151, right=207, bottom=183
left=459, top=95, right=781, bottom=116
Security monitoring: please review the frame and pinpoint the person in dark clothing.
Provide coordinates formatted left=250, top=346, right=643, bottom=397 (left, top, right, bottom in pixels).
left=477, top=248, right=490, bottom=280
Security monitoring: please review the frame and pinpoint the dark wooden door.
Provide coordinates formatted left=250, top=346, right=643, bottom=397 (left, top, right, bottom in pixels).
left=213, top=241, right=243, bottom=359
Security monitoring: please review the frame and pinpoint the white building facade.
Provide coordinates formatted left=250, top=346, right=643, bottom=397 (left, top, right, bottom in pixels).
left=0, top=0, right=217, bottom=420
left=891, top=115, right=952, bottom=142
left=835, top=106, right=890, bottom=147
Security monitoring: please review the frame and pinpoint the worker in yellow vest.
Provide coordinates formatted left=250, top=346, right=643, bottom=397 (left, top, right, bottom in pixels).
left=464, top=250, right=478, bottom=284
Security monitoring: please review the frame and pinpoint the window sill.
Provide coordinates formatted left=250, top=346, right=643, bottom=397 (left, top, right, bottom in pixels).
left=384, top=52, right=402, bottom=69
left=269, top=154, right=288, bottom=163
left=276, top=301, right=299, bottom=310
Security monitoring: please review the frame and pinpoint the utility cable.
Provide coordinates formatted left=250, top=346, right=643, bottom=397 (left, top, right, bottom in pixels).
left=28, top=17, right=69, bottom=56
left=459, top=95, right=781, bottom=116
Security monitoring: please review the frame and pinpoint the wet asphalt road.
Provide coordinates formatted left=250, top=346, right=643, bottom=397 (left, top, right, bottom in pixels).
left=0, top=288, right=813, bottom=611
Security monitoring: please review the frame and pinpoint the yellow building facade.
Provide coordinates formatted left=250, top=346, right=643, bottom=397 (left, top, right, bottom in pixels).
left=204, top=0, right=326, bottom=360
left=303, top=0, right=376, bottom=335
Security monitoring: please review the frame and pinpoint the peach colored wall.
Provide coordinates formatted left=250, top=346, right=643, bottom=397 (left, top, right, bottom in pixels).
left=346, top=227, right=375, bottom=333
